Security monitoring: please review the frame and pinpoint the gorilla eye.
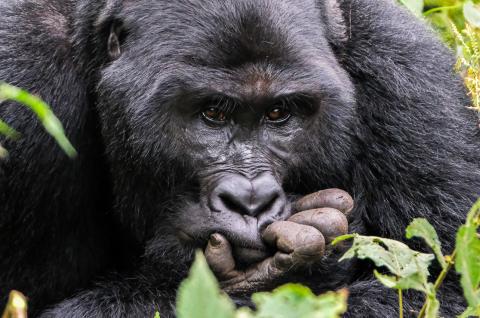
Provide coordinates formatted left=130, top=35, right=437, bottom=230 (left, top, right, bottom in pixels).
left=265, top=107, right=291, bottom=123
left=202, top=107, right=227, bottom=123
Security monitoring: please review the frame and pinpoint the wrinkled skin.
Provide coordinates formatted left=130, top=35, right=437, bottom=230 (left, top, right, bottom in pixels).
left=205, top=189, right=352, bottom=294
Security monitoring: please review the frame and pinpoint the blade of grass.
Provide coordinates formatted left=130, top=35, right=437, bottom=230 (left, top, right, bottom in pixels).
left=0, top=83, right=77, bottom=157
left=0, top=119, right=20, bottom=140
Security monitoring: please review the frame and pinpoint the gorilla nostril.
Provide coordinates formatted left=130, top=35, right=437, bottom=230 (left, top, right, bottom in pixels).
left=254, top=193, right=279, bottom=215
left=219, top=193, right=249, bottom=215
left=211, top=174, right=286, bottom=217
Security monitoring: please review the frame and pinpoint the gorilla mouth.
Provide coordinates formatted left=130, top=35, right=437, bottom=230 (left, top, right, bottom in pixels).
left=177, top=226, right=274, bottom=267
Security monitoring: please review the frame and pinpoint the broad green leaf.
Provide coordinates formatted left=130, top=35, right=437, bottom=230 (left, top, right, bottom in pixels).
left=176, top=251, right=235, bottom=318
left=399, top=0, right=424, bottom=16
left=455, top=199, right=480, bottom=309
left=154, top=312, right=160, bottom=318
left=0, top=83, right=77, bottom=157
left=334, top=234, right=434, bottom=293
left=464, top=1, right=480, bottom=27
left=252, top=284, right=348, bottom=318
left=406, top=218, right=446, bottom=269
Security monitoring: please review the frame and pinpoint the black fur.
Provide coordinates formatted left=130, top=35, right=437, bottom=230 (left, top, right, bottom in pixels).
left=0, top=0, right=478, bottom=317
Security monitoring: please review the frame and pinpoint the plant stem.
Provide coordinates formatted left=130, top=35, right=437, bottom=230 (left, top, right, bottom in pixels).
left=424, top=0, right=457, bottom=8
left=417, top=250, right=457, bottom=318
left=399, top=289, right=404, bottom=318
left=423, top=4, right=462, bottom=16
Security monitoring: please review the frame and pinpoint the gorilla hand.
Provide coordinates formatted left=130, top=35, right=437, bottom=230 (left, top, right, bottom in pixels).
left=290, top=188, right=353, bottom=243
left=204, top=189, right=353, bottom=295
left=205, top=222, right=325, bottom=295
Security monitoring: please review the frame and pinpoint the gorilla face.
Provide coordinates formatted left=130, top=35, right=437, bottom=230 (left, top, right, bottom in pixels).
left=96, top=0, right=356, bottom=285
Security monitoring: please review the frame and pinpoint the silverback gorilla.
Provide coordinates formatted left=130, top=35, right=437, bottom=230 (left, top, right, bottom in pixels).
left=0, top=0, right=479, bottom=317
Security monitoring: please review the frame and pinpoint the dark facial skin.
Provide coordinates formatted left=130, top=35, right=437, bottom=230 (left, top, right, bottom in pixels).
left=155, top=68, right=354, bottom=292
left=170, top=90, right=354, bottom=292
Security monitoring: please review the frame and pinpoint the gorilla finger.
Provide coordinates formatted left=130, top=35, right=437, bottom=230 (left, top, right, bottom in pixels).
left=205, top=233, right=237, bottom=280
left=263, top=221, right=325, bottom=263
left=294, top=188, right=354, bottom=215
left=221, top=253, right=290, bottom=294
left=288, top=208, right=349, bottom=243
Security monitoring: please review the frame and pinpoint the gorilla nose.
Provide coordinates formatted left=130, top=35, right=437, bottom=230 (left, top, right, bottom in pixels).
left=210, top=173, right=286, bottom=217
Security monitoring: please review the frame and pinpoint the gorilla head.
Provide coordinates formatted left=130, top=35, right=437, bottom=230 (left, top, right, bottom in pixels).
left=1, top=0, right=478, bottom=316
left=96, top=0, right=355, bottom=270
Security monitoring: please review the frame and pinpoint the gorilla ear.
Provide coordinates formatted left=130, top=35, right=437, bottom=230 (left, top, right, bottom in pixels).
left=92, top=0, right=125, bottom=61
left=321, top=0, right=348, bottom=48
left=107, top=22, right=124, bottom=60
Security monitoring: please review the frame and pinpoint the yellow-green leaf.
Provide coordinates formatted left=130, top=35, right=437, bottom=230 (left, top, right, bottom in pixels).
left=176, top=251, right=235, bottom=318
left=455, top=199, right=480, bottom=309
left=406, top=218, right=446, bottom=269
left=0, top=83, right=77, bottom=158
left=252, top=284, right=348, bottom=318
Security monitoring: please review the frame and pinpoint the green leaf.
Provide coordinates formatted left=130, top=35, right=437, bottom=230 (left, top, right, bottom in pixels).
left=154, top=312, right=161, bottom=318
left=464, top=1, right=480, bottom=27
left=374, top=270, right=427, bottom=292
left=176, top=251, right=235, bottom=318
left=406, top=218, right=447, bottom=269
left=399, top=0, right=424, bottom=16
left=0, top=119, right=20, bottom=140
left=458, top=306, right=480, bottom=318
left=252, top=284, right=348, bottom=318
left=455, top=199, right=480, bottom=309
left=0, top=83, right=77, bottom=158
left=334, top=234, right=434, bottom=293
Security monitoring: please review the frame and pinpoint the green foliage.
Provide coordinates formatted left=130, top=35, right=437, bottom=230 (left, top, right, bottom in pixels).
left=397, top=0, right=480, bottom=114
left=177, top=251, right=236, bottom=318
left=175, top=252, right=348, bottom=318
left=251, top=285, right=347, bottom=318
left=333, top=204, right=480, bottom=318
left=406, top=218, right=447, bottom=269
left=333, top=234, right=434, bottom=293
left=332, top=233, right=439, bottom=318
left=0, top=82, right=76, bottom=158
left=455, top=199, right=480, bottom=316
left=407, top=0, right=480, bottom=45
left=454, top=24, right=480, bottom=110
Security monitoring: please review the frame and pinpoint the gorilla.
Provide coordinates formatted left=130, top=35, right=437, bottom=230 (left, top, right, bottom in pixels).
left=0, top=0, right=479, bottom=317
